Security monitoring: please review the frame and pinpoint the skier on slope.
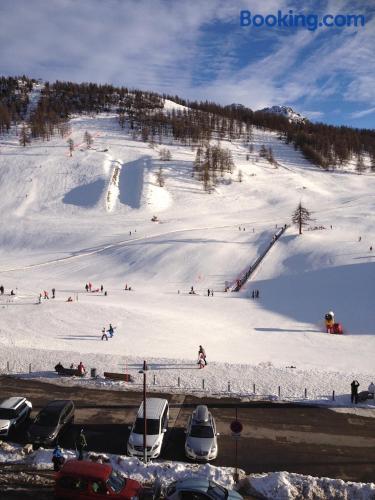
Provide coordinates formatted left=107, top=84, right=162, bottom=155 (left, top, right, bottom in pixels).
left=108, top=324, right=114, bottom=337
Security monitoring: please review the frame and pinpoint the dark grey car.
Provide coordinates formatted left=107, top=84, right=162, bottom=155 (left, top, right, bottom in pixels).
left=27, top=400, right=74, bottom=446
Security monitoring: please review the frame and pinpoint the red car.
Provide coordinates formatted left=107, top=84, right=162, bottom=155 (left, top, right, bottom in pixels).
left=55, top=460, right=142, bottom=499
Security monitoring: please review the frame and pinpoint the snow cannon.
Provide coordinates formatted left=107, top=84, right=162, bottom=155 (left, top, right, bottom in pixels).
left=324, top=311, right=334, bottom=333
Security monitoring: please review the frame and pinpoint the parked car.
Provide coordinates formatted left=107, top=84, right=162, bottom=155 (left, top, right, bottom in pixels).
left=55, top=459, right=142, bottom=499
left=0, top=396, right=32, bottom=437
left=165, top=478, right=243, bottom=499
left=127, top=398, right=169, bottom=460
left=185, top=405, right=219, bottom=461
left=27, top=399, right=74, bottom=446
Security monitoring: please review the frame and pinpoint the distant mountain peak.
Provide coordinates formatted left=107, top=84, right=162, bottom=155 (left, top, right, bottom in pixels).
left=260, top=105, right=306, bottom=123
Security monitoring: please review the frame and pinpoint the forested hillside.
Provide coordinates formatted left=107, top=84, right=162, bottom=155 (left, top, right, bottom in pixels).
left=1, top=77, right=374, bottom=172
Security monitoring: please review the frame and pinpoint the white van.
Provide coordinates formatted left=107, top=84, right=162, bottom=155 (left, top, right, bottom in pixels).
left=127, top=398, right=169, bottom=459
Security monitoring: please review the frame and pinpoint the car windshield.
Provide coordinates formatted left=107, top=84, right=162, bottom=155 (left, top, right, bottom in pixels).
left=0, top=408, right=16, bottom=420
left=190, top=424, right=214, bottom=438
left=133, top=418, right=160, bottom=435
left=208, top=481, right=228, bottom=499
left=107, top=471, right=125, bottom=493
left=35, top=411, right=59, bottom=426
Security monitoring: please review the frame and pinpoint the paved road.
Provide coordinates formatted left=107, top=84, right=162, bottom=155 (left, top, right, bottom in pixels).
left=1, top=376, right=375, bottom=483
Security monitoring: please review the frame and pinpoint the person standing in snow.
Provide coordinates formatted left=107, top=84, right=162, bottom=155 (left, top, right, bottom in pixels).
left=43, top=290, right=49, bottom=299
left=198, top=354, right=205, bottom=369
left=211, top=289, right=214, bottom=297
left=198, top=345, right=207, bottom=366
left=108, top=324, right=114, bottom=337
left=85, top=283, right=89, bottom=292
left=351, top=380, right=360, bottom=404
left=101, top=327, right=108, bottom=341
left=207, top=289, right=210, bottom=296
left=88, top=282, right=92, bottom=292
left=78, top=361, right=86, bottom=376
left=100, top=284, right=103, bottom=293
left=52, top=445, right=65, bottom=471
left=368, top=382, right=375, bottom=399
left=76, top=429, right=87, bottom=461
left=0, top=285, right=4, bottom=295
left=52, top=288, right=56, bottom=299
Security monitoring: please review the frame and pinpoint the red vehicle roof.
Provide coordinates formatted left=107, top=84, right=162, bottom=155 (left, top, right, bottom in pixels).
left=59, top=459, right=112, bottom=480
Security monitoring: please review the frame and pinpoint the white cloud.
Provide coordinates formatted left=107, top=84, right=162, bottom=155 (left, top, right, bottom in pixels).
left=350, top=107, right=375, bottom=119
left=0, top=0, right=373, bottom=120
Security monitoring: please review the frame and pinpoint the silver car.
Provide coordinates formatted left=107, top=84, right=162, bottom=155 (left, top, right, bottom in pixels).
left=185, top=405, right=219, bottom=461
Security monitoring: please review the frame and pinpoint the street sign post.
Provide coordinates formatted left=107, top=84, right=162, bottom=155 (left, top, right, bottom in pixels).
left=230, top=410, right=242, bottom=482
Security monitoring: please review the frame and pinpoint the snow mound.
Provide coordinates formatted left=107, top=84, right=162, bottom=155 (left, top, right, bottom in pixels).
left=245, top=471, right=375, bottom=500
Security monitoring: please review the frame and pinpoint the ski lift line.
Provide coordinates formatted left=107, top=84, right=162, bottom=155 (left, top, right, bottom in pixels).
left=0, top=222, right=282, bottom=273
left=232, top=225, right=288, bottom=292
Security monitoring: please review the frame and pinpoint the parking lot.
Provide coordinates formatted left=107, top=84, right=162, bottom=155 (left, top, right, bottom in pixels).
left=1, top=375, right=375, bottom=484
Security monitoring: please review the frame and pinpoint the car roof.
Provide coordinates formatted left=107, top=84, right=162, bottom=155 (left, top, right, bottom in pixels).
left=60, top=460, right=112, bottom=480
left=193, top=405, right=210, bottom=423
left=43, top=400, right=73, bottom=410
left=175, top=478, right=211, bottom=491
left=137, top=398, right=168, bottom=419
left=0, top=397, right=26, bottom=409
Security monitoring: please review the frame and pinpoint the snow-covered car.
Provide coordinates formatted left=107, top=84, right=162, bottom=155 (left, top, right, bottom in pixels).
left=165, top=478, right=243, bottom=500
left=127, top=398, right=169, bottom=460
left=0, top=396, right=32, bottom=437
left=185, top=405, right=219, bottom=461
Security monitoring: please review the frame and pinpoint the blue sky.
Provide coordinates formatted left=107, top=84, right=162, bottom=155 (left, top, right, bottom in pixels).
left=0, top=0, right=374, bottom=128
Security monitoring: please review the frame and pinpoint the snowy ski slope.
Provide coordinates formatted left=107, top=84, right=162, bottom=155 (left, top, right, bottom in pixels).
left=0, top=103, right=374, bottom=401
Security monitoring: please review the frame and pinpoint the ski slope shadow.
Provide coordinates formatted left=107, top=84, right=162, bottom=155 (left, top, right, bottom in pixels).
left=250, top=262, right=374, bottom=335
left=119, top=156, right=150, bottom=209
left=63, top=178, right=106, bottom=207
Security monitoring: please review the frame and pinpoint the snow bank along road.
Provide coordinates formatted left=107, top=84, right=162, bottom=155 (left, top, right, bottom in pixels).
left=1, top=376, right=375, bottom=484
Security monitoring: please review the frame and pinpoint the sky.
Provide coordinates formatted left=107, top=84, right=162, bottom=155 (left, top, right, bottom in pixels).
left=0, top=0, right=374, bottom=128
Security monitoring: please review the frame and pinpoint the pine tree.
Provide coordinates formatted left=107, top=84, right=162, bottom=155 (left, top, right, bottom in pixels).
left=238, top=169, right=243, bottom=182
left=67, top=138, right=74, bottom=157
left=159, top=148, right=172, bottom=161
left=156, top=166, right=165, bottom=187
left=84, top=131, right=93, bottom=149
left=292, top=202, right=312, bottom=235
left=355, top=154, right=366, bottom=174
left=19, top=124, right=30, bottom=147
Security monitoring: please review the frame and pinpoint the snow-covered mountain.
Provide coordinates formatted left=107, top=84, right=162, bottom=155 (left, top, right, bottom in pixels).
left=260, top=105, right=306, bottom=123
left=0, top=96, right=374, bottom=404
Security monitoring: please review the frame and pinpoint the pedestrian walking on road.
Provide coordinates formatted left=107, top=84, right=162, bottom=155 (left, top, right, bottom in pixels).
left=76, top=429, right=87, bottom=461
left=351, top=380, right=360, bottom=404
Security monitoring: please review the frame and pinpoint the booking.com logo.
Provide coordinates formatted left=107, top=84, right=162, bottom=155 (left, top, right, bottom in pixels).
left=240, top=10, right=366, bottom=31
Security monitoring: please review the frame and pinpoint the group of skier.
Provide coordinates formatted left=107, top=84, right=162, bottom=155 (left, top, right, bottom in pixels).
left=85, top=283, right=104, bottom=293
left=101, top=324, right=115, bottom=340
